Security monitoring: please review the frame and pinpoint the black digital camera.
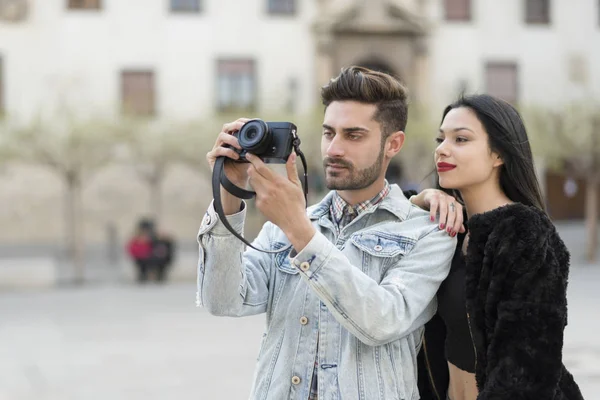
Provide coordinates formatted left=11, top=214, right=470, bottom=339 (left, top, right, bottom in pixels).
left=232, top=119, right=297, bottom=164
left=213, top=118, right=308, bottom=252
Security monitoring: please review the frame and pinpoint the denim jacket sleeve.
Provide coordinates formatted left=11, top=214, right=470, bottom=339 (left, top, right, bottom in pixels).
left=196, top=200, right=273, bottom=317
left=291, top=226, right=455, bottom=347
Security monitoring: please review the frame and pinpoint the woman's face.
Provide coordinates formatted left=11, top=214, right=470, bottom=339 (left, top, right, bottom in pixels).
left=434, top=107, right=503, bottom=191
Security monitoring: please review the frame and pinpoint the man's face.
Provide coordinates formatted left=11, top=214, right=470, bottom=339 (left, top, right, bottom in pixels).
left=321, top=101, right=387, bottom=191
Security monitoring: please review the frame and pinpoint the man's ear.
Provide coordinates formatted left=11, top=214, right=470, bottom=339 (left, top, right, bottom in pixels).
left=386, top=131, right=405, bottom=157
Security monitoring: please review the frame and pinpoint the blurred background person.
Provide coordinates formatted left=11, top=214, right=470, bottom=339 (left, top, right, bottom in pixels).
left=126, top=218, right=154, bottom=283
left=151, top=229, right=176, bottom=283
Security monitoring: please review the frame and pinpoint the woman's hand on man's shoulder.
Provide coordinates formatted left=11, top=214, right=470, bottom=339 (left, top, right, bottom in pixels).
left=409, top=189, right=465, bottom=237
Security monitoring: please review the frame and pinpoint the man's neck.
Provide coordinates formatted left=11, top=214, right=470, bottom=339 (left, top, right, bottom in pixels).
left=336, top=179, right=387, bottom=206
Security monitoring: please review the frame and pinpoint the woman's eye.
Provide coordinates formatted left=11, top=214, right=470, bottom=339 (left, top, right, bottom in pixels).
left=435, top=137, right=444, bottom=144
left=456, top=137, right=468, bottom=143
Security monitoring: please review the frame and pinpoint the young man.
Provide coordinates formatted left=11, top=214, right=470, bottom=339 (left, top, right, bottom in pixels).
left=197, top=66, right=456, bottom=400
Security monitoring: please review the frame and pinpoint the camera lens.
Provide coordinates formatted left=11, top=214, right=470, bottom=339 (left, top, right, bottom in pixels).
left=246, top=128, right=258, bottom=140
left=238, top=119, right=271, bottom=154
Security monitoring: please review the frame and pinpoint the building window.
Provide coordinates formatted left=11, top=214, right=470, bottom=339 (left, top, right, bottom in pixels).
left=217, top=59, right=256, bottom=112
left=67, top=0, right=101, bottom=10
left=485, top=62, right=519, bottom=105
left=444, top=0, right=471, bottom=22
left=268, top=0, right=295, bottom=15
left=121, top=70, right=156, bottom=116
left=0, top=56, right=4, bottom=116
left=525, top=0, right=550, bottom=24
left=170, top=0, right=201, bottom=13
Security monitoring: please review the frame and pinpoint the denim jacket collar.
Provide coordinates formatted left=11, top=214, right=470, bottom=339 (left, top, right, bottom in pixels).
left=307, top=184, right=410, bottom=222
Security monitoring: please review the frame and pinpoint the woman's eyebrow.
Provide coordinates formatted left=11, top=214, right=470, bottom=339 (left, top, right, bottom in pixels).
left=438, top=127, right=475, bottom=134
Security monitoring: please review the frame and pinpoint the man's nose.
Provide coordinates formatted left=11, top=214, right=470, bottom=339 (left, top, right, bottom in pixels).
left=326, top=136, right=345, bottom=158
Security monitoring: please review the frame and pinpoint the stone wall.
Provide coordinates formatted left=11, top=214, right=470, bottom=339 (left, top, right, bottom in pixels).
left=0, top=162, right=214, bottom=246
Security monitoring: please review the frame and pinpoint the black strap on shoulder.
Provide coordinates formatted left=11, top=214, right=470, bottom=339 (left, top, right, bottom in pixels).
left=211, top=140, right=308, bottom=254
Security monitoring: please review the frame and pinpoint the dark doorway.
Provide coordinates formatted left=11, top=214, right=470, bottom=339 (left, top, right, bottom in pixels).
left=354, top=58, right=400, bottom=80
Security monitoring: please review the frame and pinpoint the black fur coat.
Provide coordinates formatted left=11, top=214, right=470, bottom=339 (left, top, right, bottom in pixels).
left=418, top=203, right=584, bottom=400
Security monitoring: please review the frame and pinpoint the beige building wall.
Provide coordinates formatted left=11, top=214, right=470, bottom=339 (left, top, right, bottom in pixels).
left=1, top=0, right=600, bottom=244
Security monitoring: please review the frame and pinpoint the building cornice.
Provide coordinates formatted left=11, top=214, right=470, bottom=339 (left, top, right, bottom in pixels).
left=313, top=0, right=429, bottom=36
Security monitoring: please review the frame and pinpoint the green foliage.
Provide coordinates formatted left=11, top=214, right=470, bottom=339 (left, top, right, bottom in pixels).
left=405, top=104, right=438, bottom=148
left=12, top=114, right=120, bottom=182
left=116, top=117, right=198, bottom=179
left=0, top=120, right=18, bottom=165
left=522, top=102, right=600, bottom=174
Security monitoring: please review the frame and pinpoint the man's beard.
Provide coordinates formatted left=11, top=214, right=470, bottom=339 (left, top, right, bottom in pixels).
left=323, top=148, right=385, bottom=191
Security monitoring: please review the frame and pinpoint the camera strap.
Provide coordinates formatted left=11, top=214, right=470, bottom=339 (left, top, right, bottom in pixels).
left=211, top=138, right=308, bottom=254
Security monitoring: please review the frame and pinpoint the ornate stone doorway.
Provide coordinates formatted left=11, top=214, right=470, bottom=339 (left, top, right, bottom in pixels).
left=354, top=58, right=398, bottom=79
left=313, top=0, right=430, bottom=103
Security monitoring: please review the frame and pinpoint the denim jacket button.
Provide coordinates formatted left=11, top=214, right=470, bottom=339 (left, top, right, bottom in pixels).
left=203, top=214, right=211, bottom=225
left=291, top=376, right=301, bottom=385
left=299, top=262, right=310, bottom=272
left=374, top=245, right=383, bottom=251
left=300, top=316, right=308, bottom=325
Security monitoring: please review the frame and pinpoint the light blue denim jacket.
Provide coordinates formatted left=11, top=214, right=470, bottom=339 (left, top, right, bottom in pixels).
left=196, top=185, right=455, bottom=400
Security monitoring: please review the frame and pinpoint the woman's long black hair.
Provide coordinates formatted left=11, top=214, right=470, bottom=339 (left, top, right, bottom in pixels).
left=437, top=94, right=546, bottom=212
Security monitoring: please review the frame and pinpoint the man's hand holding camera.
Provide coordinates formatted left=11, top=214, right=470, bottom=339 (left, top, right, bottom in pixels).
left=207, top=118, right=316, bottom=252
left=207, top=118, right=251, bottom=215
left=245, top=152, right=316, bottom=252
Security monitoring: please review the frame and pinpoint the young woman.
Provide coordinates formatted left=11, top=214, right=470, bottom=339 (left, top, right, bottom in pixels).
left=126, top=223, right=153, bottom=283
left=410, top=94, right=584, bottom=400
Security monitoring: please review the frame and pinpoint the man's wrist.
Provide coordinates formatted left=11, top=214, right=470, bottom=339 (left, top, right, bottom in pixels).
left=285, top=218, right=316, bottom=253
left=220, top=186, right=243, bottom=215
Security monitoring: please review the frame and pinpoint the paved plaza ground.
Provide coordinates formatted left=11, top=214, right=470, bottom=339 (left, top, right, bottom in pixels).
left=0, top=282, right=265, bottom=400
left=1, top=265, right=599, bottom=400
left=1, top=220, right=599, bottom=399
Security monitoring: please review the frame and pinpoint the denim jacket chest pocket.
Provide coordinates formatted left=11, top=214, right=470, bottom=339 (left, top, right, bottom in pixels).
left=274, top=244, right=298, bottom=275
left=268, top=243, right=301, bottom=319
left=347, top=231, right=416, bottom=281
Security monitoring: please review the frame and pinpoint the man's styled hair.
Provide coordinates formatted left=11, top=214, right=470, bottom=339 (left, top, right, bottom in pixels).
left=320, top=66, right=409, bottom=138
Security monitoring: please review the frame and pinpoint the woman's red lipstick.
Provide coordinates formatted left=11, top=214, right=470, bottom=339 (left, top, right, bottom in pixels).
left=437, top=162, right=456, bottom=172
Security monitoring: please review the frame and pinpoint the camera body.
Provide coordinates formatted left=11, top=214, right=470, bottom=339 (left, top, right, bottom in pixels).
left=232, top=119, right=297, bottom=164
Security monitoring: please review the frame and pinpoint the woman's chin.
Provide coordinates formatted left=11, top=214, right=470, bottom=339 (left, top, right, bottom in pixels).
left=438, top=179, right=457, bottom=190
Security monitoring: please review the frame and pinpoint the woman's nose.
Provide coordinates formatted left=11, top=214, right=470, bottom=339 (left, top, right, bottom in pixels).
left=435, top=141, right=449, bottom=159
